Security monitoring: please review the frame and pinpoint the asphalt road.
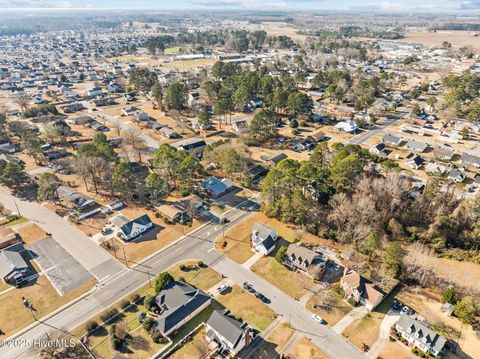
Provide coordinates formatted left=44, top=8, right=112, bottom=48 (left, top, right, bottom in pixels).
left=1, top=198, right=364, bottom=359
left=347, top=115, right=399, bottom=146
left=0, top=187, right=123, bottom=280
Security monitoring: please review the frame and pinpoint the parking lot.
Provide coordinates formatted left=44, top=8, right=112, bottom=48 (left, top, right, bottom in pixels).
left=29, top=237, right=94, bottom=295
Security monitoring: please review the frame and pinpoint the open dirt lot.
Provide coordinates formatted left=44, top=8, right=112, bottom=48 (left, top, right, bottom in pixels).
left=168, top=261, right=222, bottom=291
left=399, top=30, right=480, bottom=49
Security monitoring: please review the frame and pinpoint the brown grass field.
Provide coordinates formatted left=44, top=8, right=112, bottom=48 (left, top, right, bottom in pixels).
left=287, top=337, right=330, bottom=359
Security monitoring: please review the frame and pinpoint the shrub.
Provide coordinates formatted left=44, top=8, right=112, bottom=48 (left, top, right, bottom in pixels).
left=130, top=294, right=141, bottom=303
left=289, top=119, right=299, bottom=128
left=144, top=294, right=155, bottom=311
left=347, top=297, right=357, bottom=307
left=111, top=336, right=121, bottom=350
left=100, top=308, right=119, bottom=323
left=119, top=299, right=130, bottom=310
left=85, top=320, right=98, bottom=333
left=275, top=246, right=287, bottom=263
left=150, top=328, right=163, bottom=343
left=155, top=272, right=173, bottom=293
left=197, top=261, right=203, bottom=268
left=143, top=317, right=153, bottom=331
left=179, top=264, right=186, bottom=271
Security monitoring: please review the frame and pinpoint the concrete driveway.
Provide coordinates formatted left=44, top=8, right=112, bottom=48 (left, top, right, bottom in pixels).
left=332, top=305, right=369, bottom=334
left=368, top=309, right=400, bottom=358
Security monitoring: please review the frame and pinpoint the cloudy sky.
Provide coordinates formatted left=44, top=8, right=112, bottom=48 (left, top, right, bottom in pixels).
left=0, top=0, right=479, bottom=11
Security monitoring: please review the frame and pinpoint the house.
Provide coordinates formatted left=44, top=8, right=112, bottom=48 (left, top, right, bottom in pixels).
left=200, top=177, right=234, bottom=198
left=0, top=227, right=19, bottom=250
left=57, top=186, right=96, bottom=212
left=382, top=134, right=403, bottom=147
left=154, top=281, right=211, bottom=336
left=111, top=214, right=153, bottom=241
left=251, top=223, right=277, bottom=255
left=284, top=243, right=325, bottom=279
left=0, top=249, right=29, bottom=286
left=459, top=153, right=480, bottom=169
left=340, top=268, right=384, bottom=310
left=171, top=137, right=207, bottom=159
left=434, top=147, right=455, bottom=161
left=448, top=168, right=465, bottom=183
left=133, top=110, right=149, bottom=122
left=205, top=310, right=253, bottom=355
left=87, top=87, right=103, bottom=97
left=425, top=162, right=450, bottom=175
left=369, top=143, right=386, bottom=156
left=395, top=315, right=447, bottom=357
left=309, top=131, right=328, bottom=143
left=122, top=106, right=139, bottom=116
left=406, top=154, right=425, bottom=170
left=232, top=119, right=248, bottom=132
left=157, top=205, right=189, bottom=224
left=89, top=120, right=109, bottom=132
left=260, top=153, right=288, bottom=167
left=160, top=127, right=180, bottom=139
left=335, top=120, right=358, bottom=133
left=147, top=121, right=165, bottom=132
left=0, top=153, right=24, bottom=166
left=293, top=139, right=314, bottom=152
left=406, top=140, right=429, bottom=153
left=44, top=148, right=68, bottom=161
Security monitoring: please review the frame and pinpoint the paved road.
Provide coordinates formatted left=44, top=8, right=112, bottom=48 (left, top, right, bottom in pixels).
left=1, top=198, right=364, bottom=359
left=93, top=110, right=159, bottom=150
left=0, top=188, right=122, bottom=280
left=347, top=116, right=398, bottom=146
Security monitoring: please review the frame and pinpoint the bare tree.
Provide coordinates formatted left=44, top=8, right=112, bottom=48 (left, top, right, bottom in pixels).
left=111, top=119, right=123, bottom=137
left=15, top=94, right=30, bottom=112
left=33, top=330, right=91, bottom=359
left=124, top=127, right=147, bottom=163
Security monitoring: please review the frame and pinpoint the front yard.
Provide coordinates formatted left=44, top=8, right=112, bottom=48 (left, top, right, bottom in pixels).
left=0, top=276, right=96, bottom=336
left=306, top=284, right=353, bottom=326
left=11, top=222, right=48, bottom=244
left=287, top=337, right=330, bottom=359
left=250, top=255, right=310, bottom=300
left=216, top=285, right=276, bottom=331
left=168, top=261, right=222, bottom=291
left=342, top=311, right=384, bottom=350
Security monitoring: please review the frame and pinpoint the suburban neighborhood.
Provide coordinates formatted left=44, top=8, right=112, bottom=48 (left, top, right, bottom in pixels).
left=0, top=3, right=479, bottom=359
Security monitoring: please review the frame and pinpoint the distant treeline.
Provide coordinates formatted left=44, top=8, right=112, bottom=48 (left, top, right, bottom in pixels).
left=430, top=23, right=480, bottom=31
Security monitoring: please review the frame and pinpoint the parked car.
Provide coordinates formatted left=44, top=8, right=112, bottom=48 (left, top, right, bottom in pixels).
left=312, top=314, right=326, bottom=324
left=401, top=306, right=412, bottom=316
left=392, top=300, right=402, bottom=311
left=217, top=284, right=229, bottom=294
left=243, top=282, right=255, bottom=293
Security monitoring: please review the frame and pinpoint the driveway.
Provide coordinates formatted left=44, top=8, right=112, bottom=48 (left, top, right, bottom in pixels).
left=30, top=237, right=94, bottom=295
left=332, top=305, right=369, bottom=334
left=0, top=187, right=123, bottom=281
left=368, top=309, right=400, bottom=358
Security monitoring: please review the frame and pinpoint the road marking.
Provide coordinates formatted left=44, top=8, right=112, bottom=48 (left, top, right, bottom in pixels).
left=207, top=248, right=215, bottom=253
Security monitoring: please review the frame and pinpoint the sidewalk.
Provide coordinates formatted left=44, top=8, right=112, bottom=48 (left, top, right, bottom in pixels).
left=332, top=305, right=369, bottom=334
left=241, top=252, right=263, bottom=269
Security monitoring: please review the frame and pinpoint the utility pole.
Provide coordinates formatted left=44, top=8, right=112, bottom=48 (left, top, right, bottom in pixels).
left=122, top=246, right=128, bottom=268
left=13, top=198, right=21, bottom=217
left=147, top=271, right=152, bottom=288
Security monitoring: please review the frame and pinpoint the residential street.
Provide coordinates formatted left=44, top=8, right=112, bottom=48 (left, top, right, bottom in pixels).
left=0, top=197, right=365, bottom=359
left=0, top=187, right=123, bottom=280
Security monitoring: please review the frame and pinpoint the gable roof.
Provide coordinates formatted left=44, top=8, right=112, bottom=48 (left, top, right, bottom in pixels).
left=342, top=269, right=384, bottom=305
left=396, top=315, right=446, bottom=353
left=119, top=214, right=152, bottom=237
left=286, top=244, right=318, bottom=266
left=154, top=281, right=211, bottom=334
left=206, top=310, right=245, bottom=349
left=382, top=133, right=402, bottom=145
left=0, top=249, right=28, bottom=278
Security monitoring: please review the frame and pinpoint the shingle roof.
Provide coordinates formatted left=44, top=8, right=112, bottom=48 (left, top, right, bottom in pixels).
left=154, top=281, right=211, bottom=334
left=119, top=214, right=152, bottom=237
left=0, top=249, right=27, bottom=278
left=286, top=244, right=318, bottom=266
left=206, top=310, right=245, bottom=349
left=396, top=315, right=446, bottom=354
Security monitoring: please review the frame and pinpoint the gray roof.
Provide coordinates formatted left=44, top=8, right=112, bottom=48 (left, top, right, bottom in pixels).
left=460, top=153, right=480, bottom=165
left=286, top=244, right=318, bottom=266
left=0, top=249, right=28, bottom=278
left=382, top=133, right=402, bottom=145
left=206, top=310, right=246, bottom=349
left=154, top=281, right=211, bottom=334
left=396, top=315, right=446, bottom=354
left=252, top=223, right=276, bottom=244
left=57, top=186, right=94, bottom=209
left=406, top=140, right=429, bottom=152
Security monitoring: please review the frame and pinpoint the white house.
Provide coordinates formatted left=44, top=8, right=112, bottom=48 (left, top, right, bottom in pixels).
left=251, top=223, right=277, bottom=255
left=111, top=214, right=153, bottom=241
left=335, top=120, right=358, bottom=133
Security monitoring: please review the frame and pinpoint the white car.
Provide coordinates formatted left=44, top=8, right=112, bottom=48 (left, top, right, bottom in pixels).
left=217, top=284, right=229, bottom=294
left=312, top=314, right=325, bottom=324
left=400, top=306, right=412, bottom=316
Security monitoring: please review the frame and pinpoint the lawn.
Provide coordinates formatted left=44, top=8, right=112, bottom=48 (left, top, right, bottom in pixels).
left=3, top=216, right=28, bottom=227
left=216, top=285, right=276, bottom=331
left=267, top=322, right=295, bottom=348
left=12, top=222, right=48, bottom=245
left=164, top=46, right=181, bottom=54
left=306, top=285, right=353, bottom=326
left=170, top=328, right=208, bottom=359
left=251, top=256, right=309, bottom=300
left=168, top=261, right=222, bottom=291
left=0, top=276, right=96, bottom=336
left=287, top=337, right=330, bottom=359
left=341, top=312, right=384, bottom=350
left=380, top=341, right=417, bottom=359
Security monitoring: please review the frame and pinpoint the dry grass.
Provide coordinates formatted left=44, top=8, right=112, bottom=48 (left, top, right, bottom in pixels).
left=342, top=312, right=383, bottom=349
left=251, top=256, right=309, bottom=300
left=380, top=341, right=417, bottom=359
left=306, top=287, right=353, bottom=326
left=287, top=337, right=330, bottom=359
left=216, top=285, right=275, bottom=331
left=168, top=261, right=222, bottom=291
left=160, top=59, right=215, bottom=70
left=267, top=322, right=295, bottom=348
left=401, top=30, right=480, bottom=49
left=12, top=222, right=48, bottom=245
left=170, top=328, right=208, bottom=359
left=0, top=276, right=96, bottom=336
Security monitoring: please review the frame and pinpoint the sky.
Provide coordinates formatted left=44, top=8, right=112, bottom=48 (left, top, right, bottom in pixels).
left=0, top=0, right=479, bottom=11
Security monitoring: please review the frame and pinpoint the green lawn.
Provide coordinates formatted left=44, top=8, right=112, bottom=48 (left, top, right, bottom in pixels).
left=164, top=46, right=181, bottom=54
